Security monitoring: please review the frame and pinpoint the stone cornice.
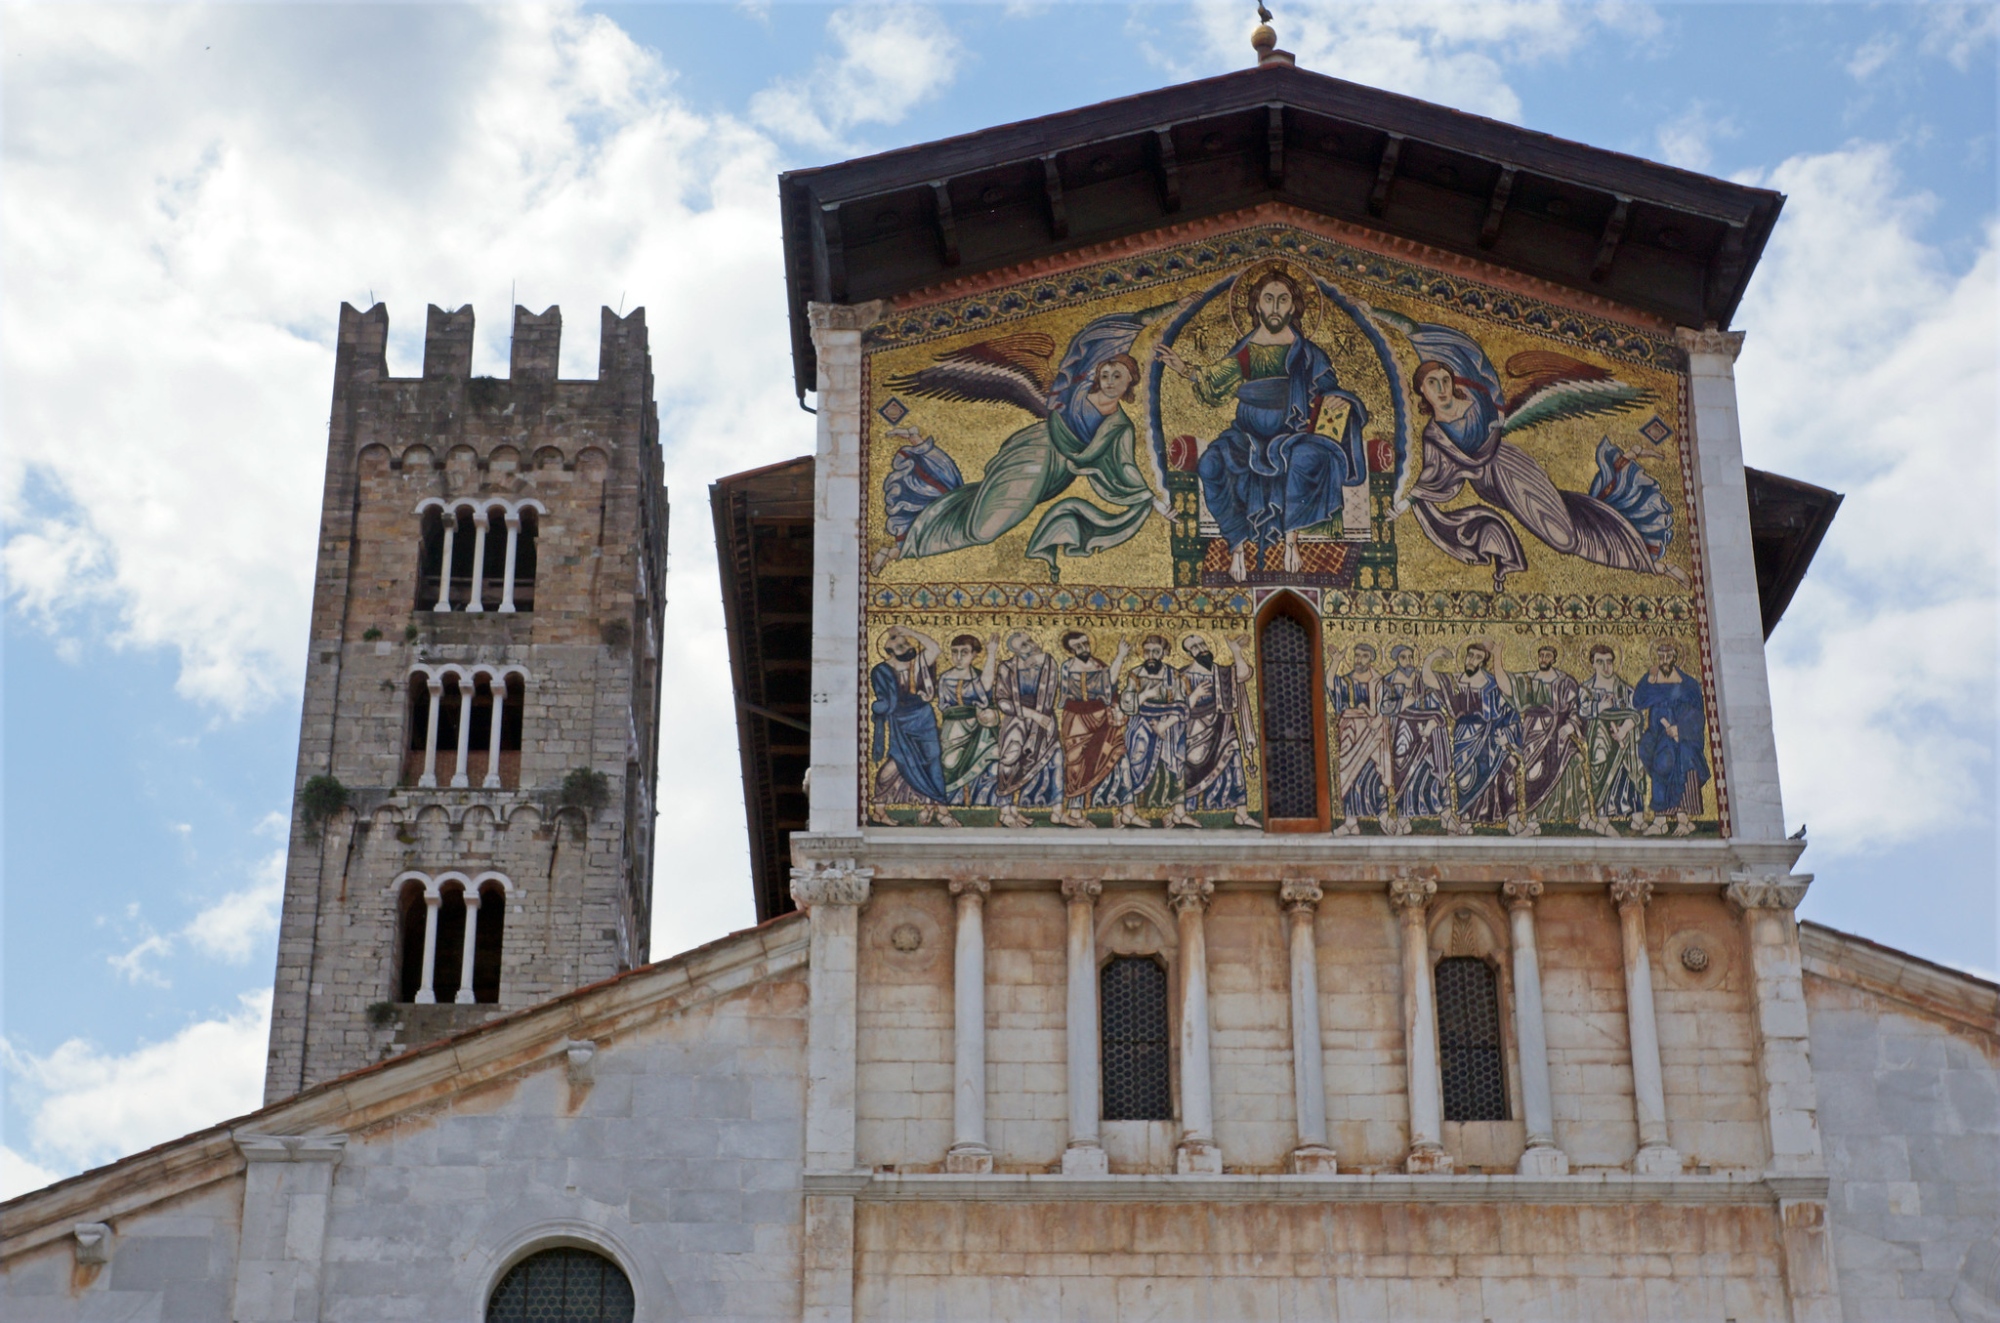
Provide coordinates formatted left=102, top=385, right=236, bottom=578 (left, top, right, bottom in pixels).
left=811, top=1170, right=1794, bottom=1206
left=1801, top=921, right=1999, bottom=1038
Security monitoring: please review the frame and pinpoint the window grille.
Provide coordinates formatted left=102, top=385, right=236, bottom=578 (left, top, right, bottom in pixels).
left=1259, top=611, right=1318, bottom=819
left=1436, top=956, right=1508, bottom=1121
left=1101, top=956, right=1171, bottom=1120
left=487, top=1247, right=633, bottom=1323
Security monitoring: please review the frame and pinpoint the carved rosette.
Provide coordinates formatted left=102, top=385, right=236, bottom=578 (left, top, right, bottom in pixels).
left=789, top=859, right=875, bottom=910
left=1388, top=875, right=1437, bottom=915
left=1609, top=875, right=1653, bottom=910
left=1502, top=880, right=1544, bottom=911
left=1060, top=877, right=1104, bottom=905
left=1167, top=876, right=1215, bottom=915
left=1279, top=879, right=1324, bottom=914
left=1725, top=871, right=1812, bottom=912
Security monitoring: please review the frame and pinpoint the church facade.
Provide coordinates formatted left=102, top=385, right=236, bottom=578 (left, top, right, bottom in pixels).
left=5, top=46, right=1997, bottom=1323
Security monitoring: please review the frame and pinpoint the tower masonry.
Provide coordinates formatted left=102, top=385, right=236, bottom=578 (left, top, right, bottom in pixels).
left=262, top=301, right=668, bottom=1102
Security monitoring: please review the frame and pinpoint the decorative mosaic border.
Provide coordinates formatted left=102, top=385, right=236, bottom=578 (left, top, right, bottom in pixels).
left=868, top=583, right=1256, bottom=617
left=863, top=221, right=1684, bottom=373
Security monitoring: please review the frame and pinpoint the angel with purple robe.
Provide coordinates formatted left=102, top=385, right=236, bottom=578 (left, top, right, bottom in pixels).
left=1370, top=311, right=1686, bottom=593
left=873, top=306, right=1176, bottom=581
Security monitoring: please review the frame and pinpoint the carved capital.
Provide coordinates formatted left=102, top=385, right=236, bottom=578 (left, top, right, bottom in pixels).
left=947, top=876, right=991, bottom=898
left=1388, top=875, right=1437, bottom=913
left=789, top=859, right=875, bottom=909
left=1167, top=876, right=1214, bottom=915
left=234, top=1133, right=348, bottom=1165
left=1674, top=325, right=1746, bottom=362
left=1280, top=879, right=1324, bottom=913
left=1726, top=871, right=1812, bottom=913
left=806, top=299, right=887, bottom=333
left=1502, top=880, right=1544, bottom=910
left=1609, top=876, right=1653, bottom=909
left=1060, top=877, right=1104, bottom=904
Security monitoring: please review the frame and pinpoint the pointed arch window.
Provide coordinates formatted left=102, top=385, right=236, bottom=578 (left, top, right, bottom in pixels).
left=1256, top=597, right=1328, bottom=830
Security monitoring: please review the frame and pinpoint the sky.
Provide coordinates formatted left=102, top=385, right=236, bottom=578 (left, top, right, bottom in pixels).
left=2, top=0, right=1994, bottom=1198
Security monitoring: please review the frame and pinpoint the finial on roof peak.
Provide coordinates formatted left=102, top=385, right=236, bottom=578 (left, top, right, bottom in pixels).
left=1252, top=3, right=1294, bottom=67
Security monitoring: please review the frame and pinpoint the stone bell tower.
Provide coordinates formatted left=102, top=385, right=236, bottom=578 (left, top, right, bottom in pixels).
left=261, top=302, right=668, bottom=1103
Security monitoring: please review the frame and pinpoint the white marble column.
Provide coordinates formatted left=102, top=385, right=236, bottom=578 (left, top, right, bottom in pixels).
left=792, top=856, right=872, bottom=1323
left=413, top=891, right=441, bottom=1004
left=1061, top=877, right=1107, bottom=1175
left=1613, top=876, right=1681, bottom=1174
left=433, top=514, right=455, bottom=612
left=465, top=509, right=489, bottom=613
left=1392, top=874, right=1451, bottom=1173
left=418, top=677, right=444, bottom=787
left=498, top=513, right=522, bottom=613
left=231, top=1134, right=347, bottom=1323
left=483, top=678, right=507, bottom=789
left=453, top=891, right=481, bottom=1004
left=1504, top=881, right=1568, bottom=1175
left=449, top=679, right=475, bottom=788
left=1282, top=880, right=1337, bottom=1174
left=946, top=878, right=992, bottom=1173
left=1169, top=876, right=1221, bottom=1174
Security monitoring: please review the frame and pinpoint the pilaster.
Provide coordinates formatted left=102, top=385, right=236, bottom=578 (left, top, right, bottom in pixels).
left=230, top=1133, right=347, bottom=1323
left=1391, top=874, right=1451, bottom=1174
left=1061, top=877, right=1109, bottom=1176
left=945, top=877, right=993, bottom=1174
left=1612, top=876, right=1681, bottom=1175
left=1281, top=880, right=1337, bottom=1174
left=1504, top=881, right=1569, bottom=1176
left=1169, top=876, right=1221, bottom=1175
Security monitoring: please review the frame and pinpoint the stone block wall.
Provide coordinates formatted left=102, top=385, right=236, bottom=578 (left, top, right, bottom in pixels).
left=265, top=302, right=669, bottom=1103
left=2, top=1182, right=243, bottom=1322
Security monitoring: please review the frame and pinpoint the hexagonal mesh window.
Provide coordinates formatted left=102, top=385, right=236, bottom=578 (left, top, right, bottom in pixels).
left=1101, top=956, right=1171, bottom=1120
left=487, top=1247, right=635, bottom=1323
left=1436, top=956, right=1508, bottom=1122
left=1260, top=611, right=1317, bottom=819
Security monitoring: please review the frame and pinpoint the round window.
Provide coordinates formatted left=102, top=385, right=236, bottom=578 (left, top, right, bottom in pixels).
left=487, top=1246, right=634, bottom=1323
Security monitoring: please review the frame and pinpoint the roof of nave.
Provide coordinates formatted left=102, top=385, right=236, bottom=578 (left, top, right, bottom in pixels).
left=1801, top=920, right=2000, bottom=1041
left=778, top=56, right=1785, bottom=397
left=0, top=910, right=808, bottom=1263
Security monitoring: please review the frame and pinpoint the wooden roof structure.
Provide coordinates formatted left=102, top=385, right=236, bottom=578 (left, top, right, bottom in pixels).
left=779, top=59, right=1785, bottom=398
left=1745, top=467, right=1843, bottom=639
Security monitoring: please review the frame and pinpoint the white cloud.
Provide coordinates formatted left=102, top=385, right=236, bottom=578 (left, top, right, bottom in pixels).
left=1736, top=144, right=1997, bottom=851
left=1175, top=1, right=1659, bottom=121
left=1655, top=101, right=1737, bottom=172
left=1918, top=3, right=2000, bottom=71
left=2, top=990, right=272, bottom=1183
left=105, top=850, right=287, bottom=984
left=750, top=6, right=960, bottom=152
left=1846, top=31, right=1899, bottom=82
left=0, top=1147, right=63, bottom=1202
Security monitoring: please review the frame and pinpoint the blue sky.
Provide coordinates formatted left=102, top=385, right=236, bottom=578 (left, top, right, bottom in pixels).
left=3, top=1, right=1994, bottom=1195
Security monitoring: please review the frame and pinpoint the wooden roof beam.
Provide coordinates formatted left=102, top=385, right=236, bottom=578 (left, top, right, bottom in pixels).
left=1591, top=195, right=1631, bottom=282
left=1478, top=165, right=1517, bottom=249
left=930, top=180, right=960, bottom=267
left=1368, top=133, right=1404, bottom=217
left=1266, top=105, right=1286, bottom=189
left=1041, top=154, right=1069, bottom=240
left=1153, top=128, right=1182, bottom=213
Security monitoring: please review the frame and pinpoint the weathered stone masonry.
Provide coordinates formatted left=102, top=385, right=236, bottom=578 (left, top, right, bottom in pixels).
left=263, top=302, right=668, bottom=1102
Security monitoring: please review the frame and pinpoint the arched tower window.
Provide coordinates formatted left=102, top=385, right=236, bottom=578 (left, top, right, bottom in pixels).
left=395, top=873, right=511, bottom=1005
left=1256, top=598, right=1327, bottom=830
left=1436, top=955, right=1508, bottom=1121
left=396, top=880, right=429, bottom=1003
left=487, top=1247, right=633, bottom=1323
left=415, top=508, right=447, bottom=611
left=1100, top=956, right=1171, bottom=1121
left=472, top=880, right=507, bottom=1004
left=432, top=883, right=469, bottom=1005
left=415, top=501, right=539, bottom=613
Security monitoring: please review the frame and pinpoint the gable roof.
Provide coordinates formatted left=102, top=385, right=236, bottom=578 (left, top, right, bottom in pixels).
left=1801, top=920, right=1999, bottom=1039
left=779, top=60, right=1784, bottom=396
left=0, top=912, right=808, bottom=1262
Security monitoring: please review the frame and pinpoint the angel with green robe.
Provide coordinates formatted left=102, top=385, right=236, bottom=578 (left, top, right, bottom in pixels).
left=872, top=306, right=1174, bottom=580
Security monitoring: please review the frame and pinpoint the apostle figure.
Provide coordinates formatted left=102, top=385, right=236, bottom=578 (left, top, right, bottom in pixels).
left=1632, top=640, right=1709, bottom=836
left=1423, top=642, right=1534, bottom=836
left=1386, top=644, right=1451, bottom=824
left=1053, top=630, right=1130, bottom=828
left=1155, top=263, right=1369, bottom=581
left=1579, top=642, right=1646, bottom=837
left=993, top=630, right=1062, bottom=829
left=868, top=627, right=958, bottom=827
left=1326, top=642, right=1400, bottom=836
left=1170, top=632, right=1257, bottom=827
left=937, top=634, right=1001, bottom=808
left=1514, top=645, right=1592, bottom=830
left=1106, top=634, right=1187, bottom=828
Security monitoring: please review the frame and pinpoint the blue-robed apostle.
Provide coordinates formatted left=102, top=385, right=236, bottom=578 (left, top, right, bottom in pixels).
left=868, top=626, right=958, bottom=827
left=1155, top=264, right=1368, bottom=582
left=1631, top=640, right=1709, bottom=836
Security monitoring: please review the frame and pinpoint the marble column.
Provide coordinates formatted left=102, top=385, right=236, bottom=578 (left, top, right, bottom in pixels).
left=1612, top=876, right=1681, bottom=1175
left=465, top=509, right=489, bottom=612
left=413, top=891, right=441, bottom=1004
left=1504, top=881, right=1568, bottom=1175
left=433, top=514, right=455, bottom=612
left=452, top=890, right=481, bottom=1004
left=1282, top=880, right=1337, bottom=1173
left=1392, top=874, right=1450, bottom=1173
left=946, top=878, right=992, bottom=1173
left=483, top=677, right=507, bottom=789
left=498, top=512, right=522, bottom=612
left=1061, top=877, right=1107, bottom=1175
left=1169, top=876, right=1220, bottom=1174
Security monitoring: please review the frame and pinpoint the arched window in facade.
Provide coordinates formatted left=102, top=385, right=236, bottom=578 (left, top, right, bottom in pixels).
left=1100, top=956, right=1171, bottom=1121
left=394, top=872, right=511, bottom=1005
left=1436, top=955, right=1508, bottom=1121
left=1257, top=598, right=1327, bottom=829
left=416, top=499, right=541, bottom=614
left=405, top=668, right=526, bottom=789
left=487, top=1247, right=634, bottom=1323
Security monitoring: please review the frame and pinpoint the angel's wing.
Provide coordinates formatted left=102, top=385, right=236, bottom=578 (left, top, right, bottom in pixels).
left=1048, top=300, right=1183, bottom=413
left=884, top=332, right=1056, bottom=418
left=1499, top=350, right=1654, bottom=433
left=1370, top=311, right=1503, bottom=402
